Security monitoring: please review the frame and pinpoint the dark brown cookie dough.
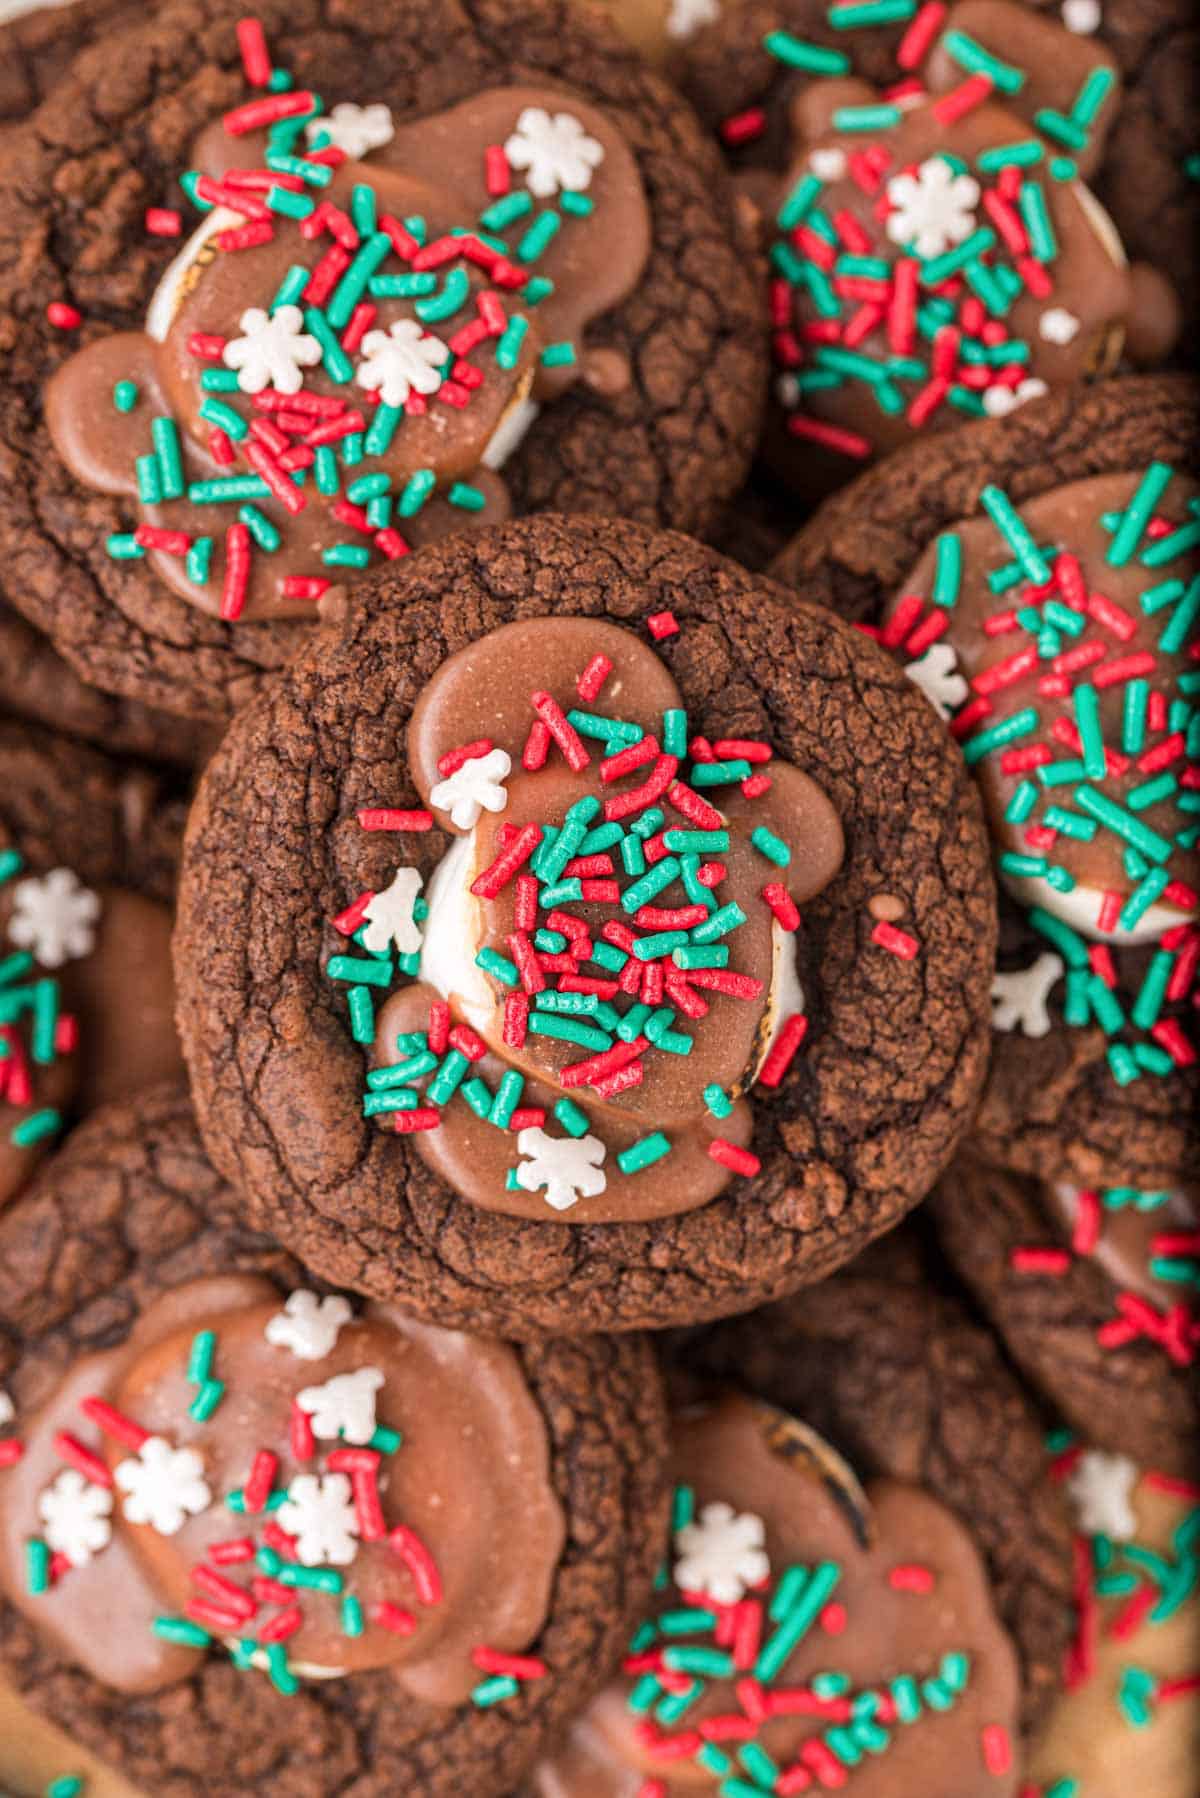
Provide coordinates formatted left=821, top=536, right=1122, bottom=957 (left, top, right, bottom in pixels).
left=0, top=716, right=186, bottom=1211
left=929, top=1159, right=1199, bottom=1477
left=528, top=1391, right=1025, bottom=1797
left=0, top=0, right=765, bottom=727
left=0, top=0, right=134, bottom=124
left=676, top=1220, right=1076, bottom=1734
left=0, top=1084, right=671, bottom=1798
left=174, top=514, right=996, bottom=1336
left=0, top=600, right=216, bottom=768
left=770, top=372, right=1200, bottom=1190
left=682, top=0, right=1200, bottom=342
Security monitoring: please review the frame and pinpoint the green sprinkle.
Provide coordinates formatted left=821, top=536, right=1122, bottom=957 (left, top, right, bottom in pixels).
left=448, top=481, right=486, bottom=511
left=488, top=1069, right=525, bottom=1129
left=662, top=1645, right=733, bottom=1676
left=277, top=1563, right=343, bottom=1594
left=978, top=139, right=1043, bottom=172
left=1073, top=785, right=1174, bottom=863
left=617, top=1132, right=672, bottom=1175
left=476, top=946, right=519, bottom=986
left=25, top=1537, right=50, bottom=1595
left=1072, top=64, right=1115, bottom=125
left=266, top=1642, right=299, bottom=1695
left=833, top=103, right=902, bottom=131
left=187, top=1328, right=216, bottom=1385
left=12, top=1109, right=61, bottom=1148
left=136, top=452, right=163, bottom=505
left=341, top=1593, right=365, bottom=1637
left=931, top=532, right=962, bottom=608
left=943, top=29, right=1024, bottom=92
left=528, top=1013, right=612, bottom=1051
left=106, top=534, right=145, bottom=561
left=495, top=315, right=529, bottom=370
left=200, top=368, right=242, bottom=393
left=238, top=504, right=281, bottom=552
left=632, top=931, right=689, bottom=962
left=1035, top=107, right=1088, bottom=150
left=1018, top=179, right=1057, bottom=262
left=554, top=1097, right=591, bottom=1137
left=153, top=1616, right=213, bottom=1648
left=416, top=265, right=470, bottom=323
left=472, top=1674, right=520, bottom=1707
left=427, top=1048, right=470, bottom=1106
left=755, top=1563, right=841, bottom=1683
left=188, top=1378, right=225, bottom=1422
left=327, top=231, right=392, bottom=328
left=266, top=184, right=316, bottom=220
left=751, top=825, right=791, bottom=867
left=398, top=468, right=437, bottom=517
left=303, top=306, right=353, bottom=383
left=1159, top=576, right=1200, bottom=655
left=1108, top=463, right=1175, bottom=566
left=540, top=341, right=577, bottom=369
left=46, top=1780, right=85, bottom=1798
left=517, top=209, right=561, bottom=263
left=113, top=378, right=138, bottom=412
left=777, top=172, right=824, bottom=231
left=199, top=397, right=248, bottom=441
left=1073, top=683, right=1106, bottom=779
left=152, top=414, right=184, bottom=499
left=691, top=901, right=747, bottom=944
left=979, top=486, right=1052, bottom=584
left=828, top=0, right=915, bottom=22
left=762, top=30, right=849, bottom=72
left=690, top=759, right=751, bottom=786
left=919, top=225, right=997, bottom=286
left=187, top=475, right=271, bottom=504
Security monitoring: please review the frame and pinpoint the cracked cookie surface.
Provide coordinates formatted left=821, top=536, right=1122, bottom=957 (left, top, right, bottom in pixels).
left=0, top=1084, right=670, bottom=1798
left=770, top=374, right=1200, bottom=1190
left=174, top=514, right=995, bottom=1336
left=0, top=0, right=765, bottom=725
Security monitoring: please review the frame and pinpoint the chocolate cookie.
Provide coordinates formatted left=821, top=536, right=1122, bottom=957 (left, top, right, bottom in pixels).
left=175, top=515, right=996, bottom=1336
left=677, top=1221, right=1075, bottom=1733
left=0, top=0, right=133, bottom=124
left=1029, top=1439, right=1200, bottom=1798
left=0, top=601, right=215, bottom=768
left=0, top=717, right=185, bottom=1210
left=0, top=0, right=764, bottom=727
left=528, top=1391, right=1025, bottom=1795
left=930, top=1159, right=1198, bottom=1476
left=681, top=0, right=1193, bottom=499
left=0, top=1084, right=670, bottom=1798
left=771, top=372, right=1199, bottom=1189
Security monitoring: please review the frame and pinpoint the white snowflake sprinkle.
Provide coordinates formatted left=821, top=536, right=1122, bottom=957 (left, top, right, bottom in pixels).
left=277, top=1471, right=360, bottom=1567
left=905, top=642, right=968, bottom=722
left=504, top=107, right=604, bottom=199
left=264, top=1290, right=354, bottom=1362
left=809, top=148, right=847, bottom=183
left=0, top=1390, right=13, bottom=1428
left=514, top=1127, right=607, bottom=1213
left=297, top=1366, right=384, bottom=1446
left=675, top=1501, right=770, bottom=1605
left=223, top=305, right=321, bottom=396
left=1039, top=306, right=1081, bottom=345
left=429, top=747, right=512, bottom=830
left=666, top=0, right=720, bottom=37
left=114, top=1437, right=211, bottom=1536
left=38, top=1469, right=113, bottom=1568
left=1067, top=1450, right=1138, bottom=1542
left=7, top=868, right=100, bottom=969
left=354, top=318, right=448, bottom=410
left=886, top=156, right=981, bottom=260
left=1062, top=0, right=1101, bottom=32
left=361, top=867, right=425, bottom=956
left=990, top=953, right=1065, bottom=1038
left=982, top=376, right=1048, bottom=418
left=306, top=102, right=394, bottom=161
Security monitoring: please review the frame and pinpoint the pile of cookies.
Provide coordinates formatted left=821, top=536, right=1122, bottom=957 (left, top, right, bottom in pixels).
left=0, top=0, right=1194, bottom=1793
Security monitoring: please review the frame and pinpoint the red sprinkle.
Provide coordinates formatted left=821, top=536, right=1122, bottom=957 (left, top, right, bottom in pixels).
left=235, top=15, right=272, bottom=85
left=897, top=0, right=946, bottom=68
left=145, top=207, right=183, bottom=237
left=390, top=1525, right=442, bottom=1605
left=646, top=611, right=679, bottom=641
left=503, top=992, right=530, bottom=1049
left=757, top=1014, right=809, bottom=1089
left=720, top=107, right=767, bottom=148
left=576, top=653, right=613, bottom=702
left=707, top=1139, right=761, bottom=1178
left=981, top=1724, right=1012, bottom=1777
left=761, top=883, right=800, bottom=931
left=394, top=1108, right=441, bottom=1133
left=372, top=1599, right=417, bottom=1634
left=46, top=301, right=83, bottom=330
left=530, top=691, right=591, bottom=771
left=932, top=73, right=994, bottom=125
left=79, top=1395, right=149, bottom=1451
left=871, top=921, right=919, bottom=960
left=0, top=1440, right=25, bottom=1469
left=243, top=1449, right=278, bottom=1515
left=257, top=1604, right=304, bottom=1644
left=222, top=90, right=316, bottom=135
left=472, top=1645, right=548, bottom=1679
left=52, top=1431, right=113, bottom=1489
left=357, top=808, right=434, bottom=832
left=290, top=1402, right=316, bottom=1462
left=427, top=1000, right=451, bottom=1056
left=1011, top=1246, right=1072, bottom=1276
left=209, top=1536, right=256, bottom=1566
left=888, top=1563, right=935, bottom=1594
